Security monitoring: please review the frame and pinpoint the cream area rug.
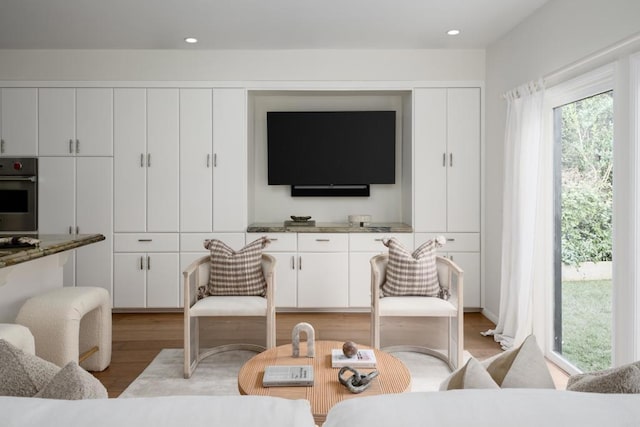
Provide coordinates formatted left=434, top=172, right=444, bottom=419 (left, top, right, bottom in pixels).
left=119, top=349, right=470, bottom=398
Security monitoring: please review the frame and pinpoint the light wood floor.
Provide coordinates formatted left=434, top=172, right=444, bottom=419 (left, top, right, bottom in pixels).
left=93, top=311, right=567, bottom=397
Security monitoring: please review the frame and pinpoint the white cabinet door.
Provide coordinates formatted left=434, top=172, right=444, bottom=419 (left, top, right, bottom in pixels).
left=147, top=89, right=179, bottom=232
left=113, top=253, right=146, bottom=308
left=447, top=252, right=480, bottom=308
left=213, top=88, right=246, bottom=231
left=75, top=157, right=113, bottom=293
left=38, top=157, right=76, bottom=234
left=147, top=253, right=180, bottom=308
left=271, top=252, right=298, bottom=308
left=39, top=88, right=76, bottom=156
left=39, top=88, right=113, bottom=156
left=180, top=89, right=213, bottom=232
left=76, top=88, right=113, bottom=156
left=0, top=88, right=37, bottom=156
left=447, top=88, right=480, bottom=232
left=414, top=88, right=447, bottom=232
left=297, top=253, right=349, bottom=308
left=114, top=88, right=146, bottom=232
left=349, top=252, right=376, bottom=308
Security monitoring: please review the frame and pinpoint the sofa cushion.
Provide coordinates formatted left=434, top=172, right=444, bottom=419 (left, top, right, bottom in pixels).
left=567, top=361, right=640, bottom=393
left=439, top=357, right=500, bottom=390
left=200, top=237, right=270, bottom=298
left=481, top=334, right=555, bottom=388
left=0, top=339, right=59, bottom=397
left=36, top=361, right=108, bottom=400
left=381, top=236, right=445, bottom=297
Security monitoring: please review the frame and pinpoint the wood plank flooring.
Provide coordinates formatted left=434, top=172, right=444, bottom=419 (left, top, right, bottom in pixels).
left=93, top=311, right=567, bottom=397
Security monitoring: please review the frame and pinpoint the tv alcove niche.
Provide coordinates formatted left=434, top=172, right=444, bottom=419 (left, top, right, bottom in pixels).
left=248, top=90, right=413, bottom=226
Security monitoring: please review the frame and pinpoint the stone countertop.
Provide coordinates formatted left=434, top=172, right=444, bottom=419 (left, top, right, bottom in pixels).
left=246, top=222, right=413, bottom=233
left=0, top=234, right=105, bottom=268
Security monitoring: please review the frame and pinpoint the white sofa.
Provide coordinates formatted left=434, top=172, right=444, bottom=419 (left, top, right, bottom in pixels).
left=3, top=390, right=640, bottom=427
left=323, top=389, right=640, bottom=427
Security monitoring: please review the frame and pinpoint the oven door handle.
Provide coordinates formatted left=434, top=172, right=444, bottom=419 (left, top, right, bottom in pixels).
left=0, top=176, right=37, bottom=182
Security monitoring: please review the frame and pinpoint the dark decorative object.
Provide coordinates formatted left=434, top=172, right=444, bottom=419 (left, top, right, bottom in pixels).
left=338, top=366, right=379, bottom=394
left=290, top=216, right=312, bottom=222
left=342, top=341, right=358, bottom=358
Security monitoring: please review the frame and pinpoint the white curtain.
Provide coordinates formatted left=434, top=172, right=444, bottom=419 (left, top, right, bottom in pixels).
left=483, top=80, right=545, bottom=350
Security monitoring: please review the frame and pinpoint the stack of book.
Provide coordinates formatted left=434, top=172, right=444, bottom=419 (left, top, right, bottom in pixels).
left=331, top=349, right=377, bottom=368
left=262, top=365, right=314, bottom=387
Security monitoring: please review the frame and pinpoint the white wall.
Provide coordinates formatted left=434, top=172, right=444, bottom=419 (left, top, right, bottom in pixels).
left=0, top=49, right=484, bottom=82
left=484, top=0, right=640, bottom=322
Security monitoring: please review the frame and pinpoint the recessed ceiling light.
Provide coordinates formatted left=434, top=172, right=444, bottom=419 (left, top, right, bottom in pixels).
left=447, top=29, right=460, bottom=36
left=184, top=37, right=198, bottom=44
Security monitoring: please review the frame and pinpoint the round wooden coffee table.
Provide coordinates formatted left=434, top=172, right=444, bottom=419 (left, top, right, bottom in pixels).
left=238, top=340, right=411, bottom=424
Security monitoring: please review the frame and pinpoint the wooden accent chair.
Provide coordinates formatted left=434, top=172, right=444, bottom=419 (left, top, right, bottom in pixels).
left=183, top=254, right=276, bottom=378
left=370, top=254, right=464, bottom=370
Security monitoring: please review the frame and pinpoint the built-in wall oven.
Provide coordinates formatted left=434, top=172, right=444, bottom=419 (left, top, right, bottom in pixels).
left=0, top=157, right=38, bottom=232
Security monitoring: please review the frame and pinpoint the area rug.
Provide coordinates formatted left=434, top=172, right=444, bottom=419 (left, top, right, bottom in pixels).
left=119, top=349, right=470, bottom=398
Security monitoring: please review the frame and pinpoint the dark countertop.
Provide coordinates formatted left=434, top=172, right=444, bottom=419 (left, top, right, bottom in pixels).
left=0, top=234, right=105, bottom=268
left=246, top=222, right=413, bottom=233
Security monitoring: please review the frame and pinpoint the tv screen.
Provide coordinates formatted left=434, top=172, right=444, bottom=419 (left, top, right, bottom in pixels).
left=267, top=111, right=396, bottom=188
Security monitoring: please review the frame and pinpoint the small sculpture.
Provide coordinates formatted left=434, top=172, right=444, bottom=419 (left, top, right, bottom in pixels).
left=338, top=366, right=379, bottom=394
left=291, top=322, right=315, bottom=358
left=342, top=341, right=358, bottom=358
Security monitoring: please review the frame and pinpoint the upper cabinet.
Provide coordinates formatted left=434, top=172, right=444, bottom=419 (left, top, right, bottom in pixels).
left=0, top=88, right=38, bottom=156
left=180, top=88, right=247, bottom=232
left=414, top=88, right=480, bottom=232
left=39, top=88, right=113, bottom=156
left=113, top=88, right=179, bottom=232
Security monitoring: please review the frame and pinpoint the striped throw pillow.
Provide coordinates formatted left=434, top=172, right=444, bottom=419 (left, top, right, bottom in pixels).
left=201, top=237, right=271, bottom=298
left=381, top=236, right=445, bottom=297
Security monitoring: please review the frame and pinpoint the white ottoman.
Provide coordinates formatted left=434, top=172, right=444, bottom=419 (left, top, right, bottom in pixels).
left=0, top=323, right=35, bottom=354
left=16, top=287, right=112, bottom=371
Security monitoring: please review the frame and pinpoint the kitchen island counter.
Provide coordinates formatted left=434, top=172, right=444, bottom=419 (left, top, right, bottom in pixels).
left=0, top=234, right=105, bottom=268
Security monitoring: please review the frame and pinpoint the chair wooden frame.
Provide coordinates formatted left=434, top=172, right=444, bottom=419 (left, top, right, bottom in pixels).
left=370, top=254, right=464, bottom=370
left=183, top=254, right=276, bottom=378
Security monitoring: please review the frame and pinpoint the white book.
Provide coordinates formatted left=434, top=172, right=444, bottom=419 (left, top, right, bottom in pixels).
left=262, top=365, right=314, bottom=387
left=331, top=349, right=377, bottom=368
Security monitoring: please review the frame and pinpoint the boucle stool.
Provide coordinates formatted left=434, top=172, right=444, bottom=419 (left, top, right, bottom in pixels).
left=0, top=323, right=35, bottom=354
left=15, top=287, right=112, bottom=371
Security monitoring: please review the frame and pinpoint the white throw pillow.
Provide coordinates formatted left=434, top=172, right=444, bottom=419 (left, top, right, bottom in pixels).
left=439, top=357, right=500, bottom=390
left=36, top=361, right=108, bottom=399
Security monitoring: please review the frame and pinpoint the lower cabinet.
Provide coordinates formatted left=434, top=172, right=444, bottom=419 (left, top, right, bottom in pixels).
left=113, top=233, right=179, bottom=308
left=415, top=232, right=481, bottom=308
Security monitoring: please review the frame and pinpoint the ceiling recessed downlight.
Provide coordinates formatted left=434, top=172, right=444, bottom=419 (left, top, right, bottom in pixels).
left=184, top=37, right=198, bottom=44
left=447, top=29, right=460, bottom=36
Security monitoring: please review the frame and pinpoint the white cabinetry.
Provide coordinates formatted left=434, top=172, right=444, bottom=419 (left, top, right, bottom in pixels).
left=38, top=157, right=113, bottom=293
left=414, top=87, right=481, bottom=308
left=180, top=88, right=247, bottom=232
left=348, top=233, right=413, bottom=307
left=39, top=88, right=113, bottom=156
left=0, top=88, right=38, bottom=156
left=114, top=88, right=179, bottom=232
left=246, top=232, right=298, bottom=308
left=297, top=234, right=349, bottom=308
left=113, top=234, right=180, bottom=308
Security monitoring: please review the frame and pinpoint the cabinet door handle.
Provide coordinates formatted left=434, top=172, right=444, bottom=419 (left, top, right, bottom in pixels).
left=290, top=255, right=295, bottom=270
left=213, top=153, right=217, bottom=167
left=147, top=255, right=151, bottom=270
left=69, top=139, right=74, bottom=154
left=315, top=238, right=330, bottom=242
left=269, top=238, right=278, bottom=241
left=206, top=154, right=211, bottom=168
left=0, top=139, right=4, bottom=153
left=147, top=153, right=151, bottom=167
left=446, top=238, right=456, bottom=242
left=442, top=153, right=446, bottom=167
left=374, top=238, right=384, bottom=242
left=76, top=226, right=79, bottom=234
left=76, top=139, right=80, bottom=154
left=137, top=239, right=153, bottom=242
left=139, top=256, right=144, bottom=270
left=450, top=153, right=453, bottom=167
left=140, top=153, right=145, bottom=167
left=68, top=226, right=73, bottom=234
left=298, top=256, right=302, bottom=270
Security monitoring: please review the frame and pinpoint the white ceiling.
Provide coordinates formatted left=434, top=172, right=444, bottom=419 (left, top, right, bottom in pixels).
left=0, top=0, right=550, bottom=50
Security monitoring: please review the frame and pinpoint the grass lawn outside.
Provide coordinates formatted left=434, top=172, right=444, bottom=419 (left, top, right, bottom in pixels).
left=561, top=279, right=612, bottom=372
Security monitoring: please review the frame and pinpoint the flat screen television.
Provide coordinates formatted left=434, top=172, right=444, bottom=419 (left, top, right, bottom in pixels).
left=267, top=111, right=396, bottom=196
